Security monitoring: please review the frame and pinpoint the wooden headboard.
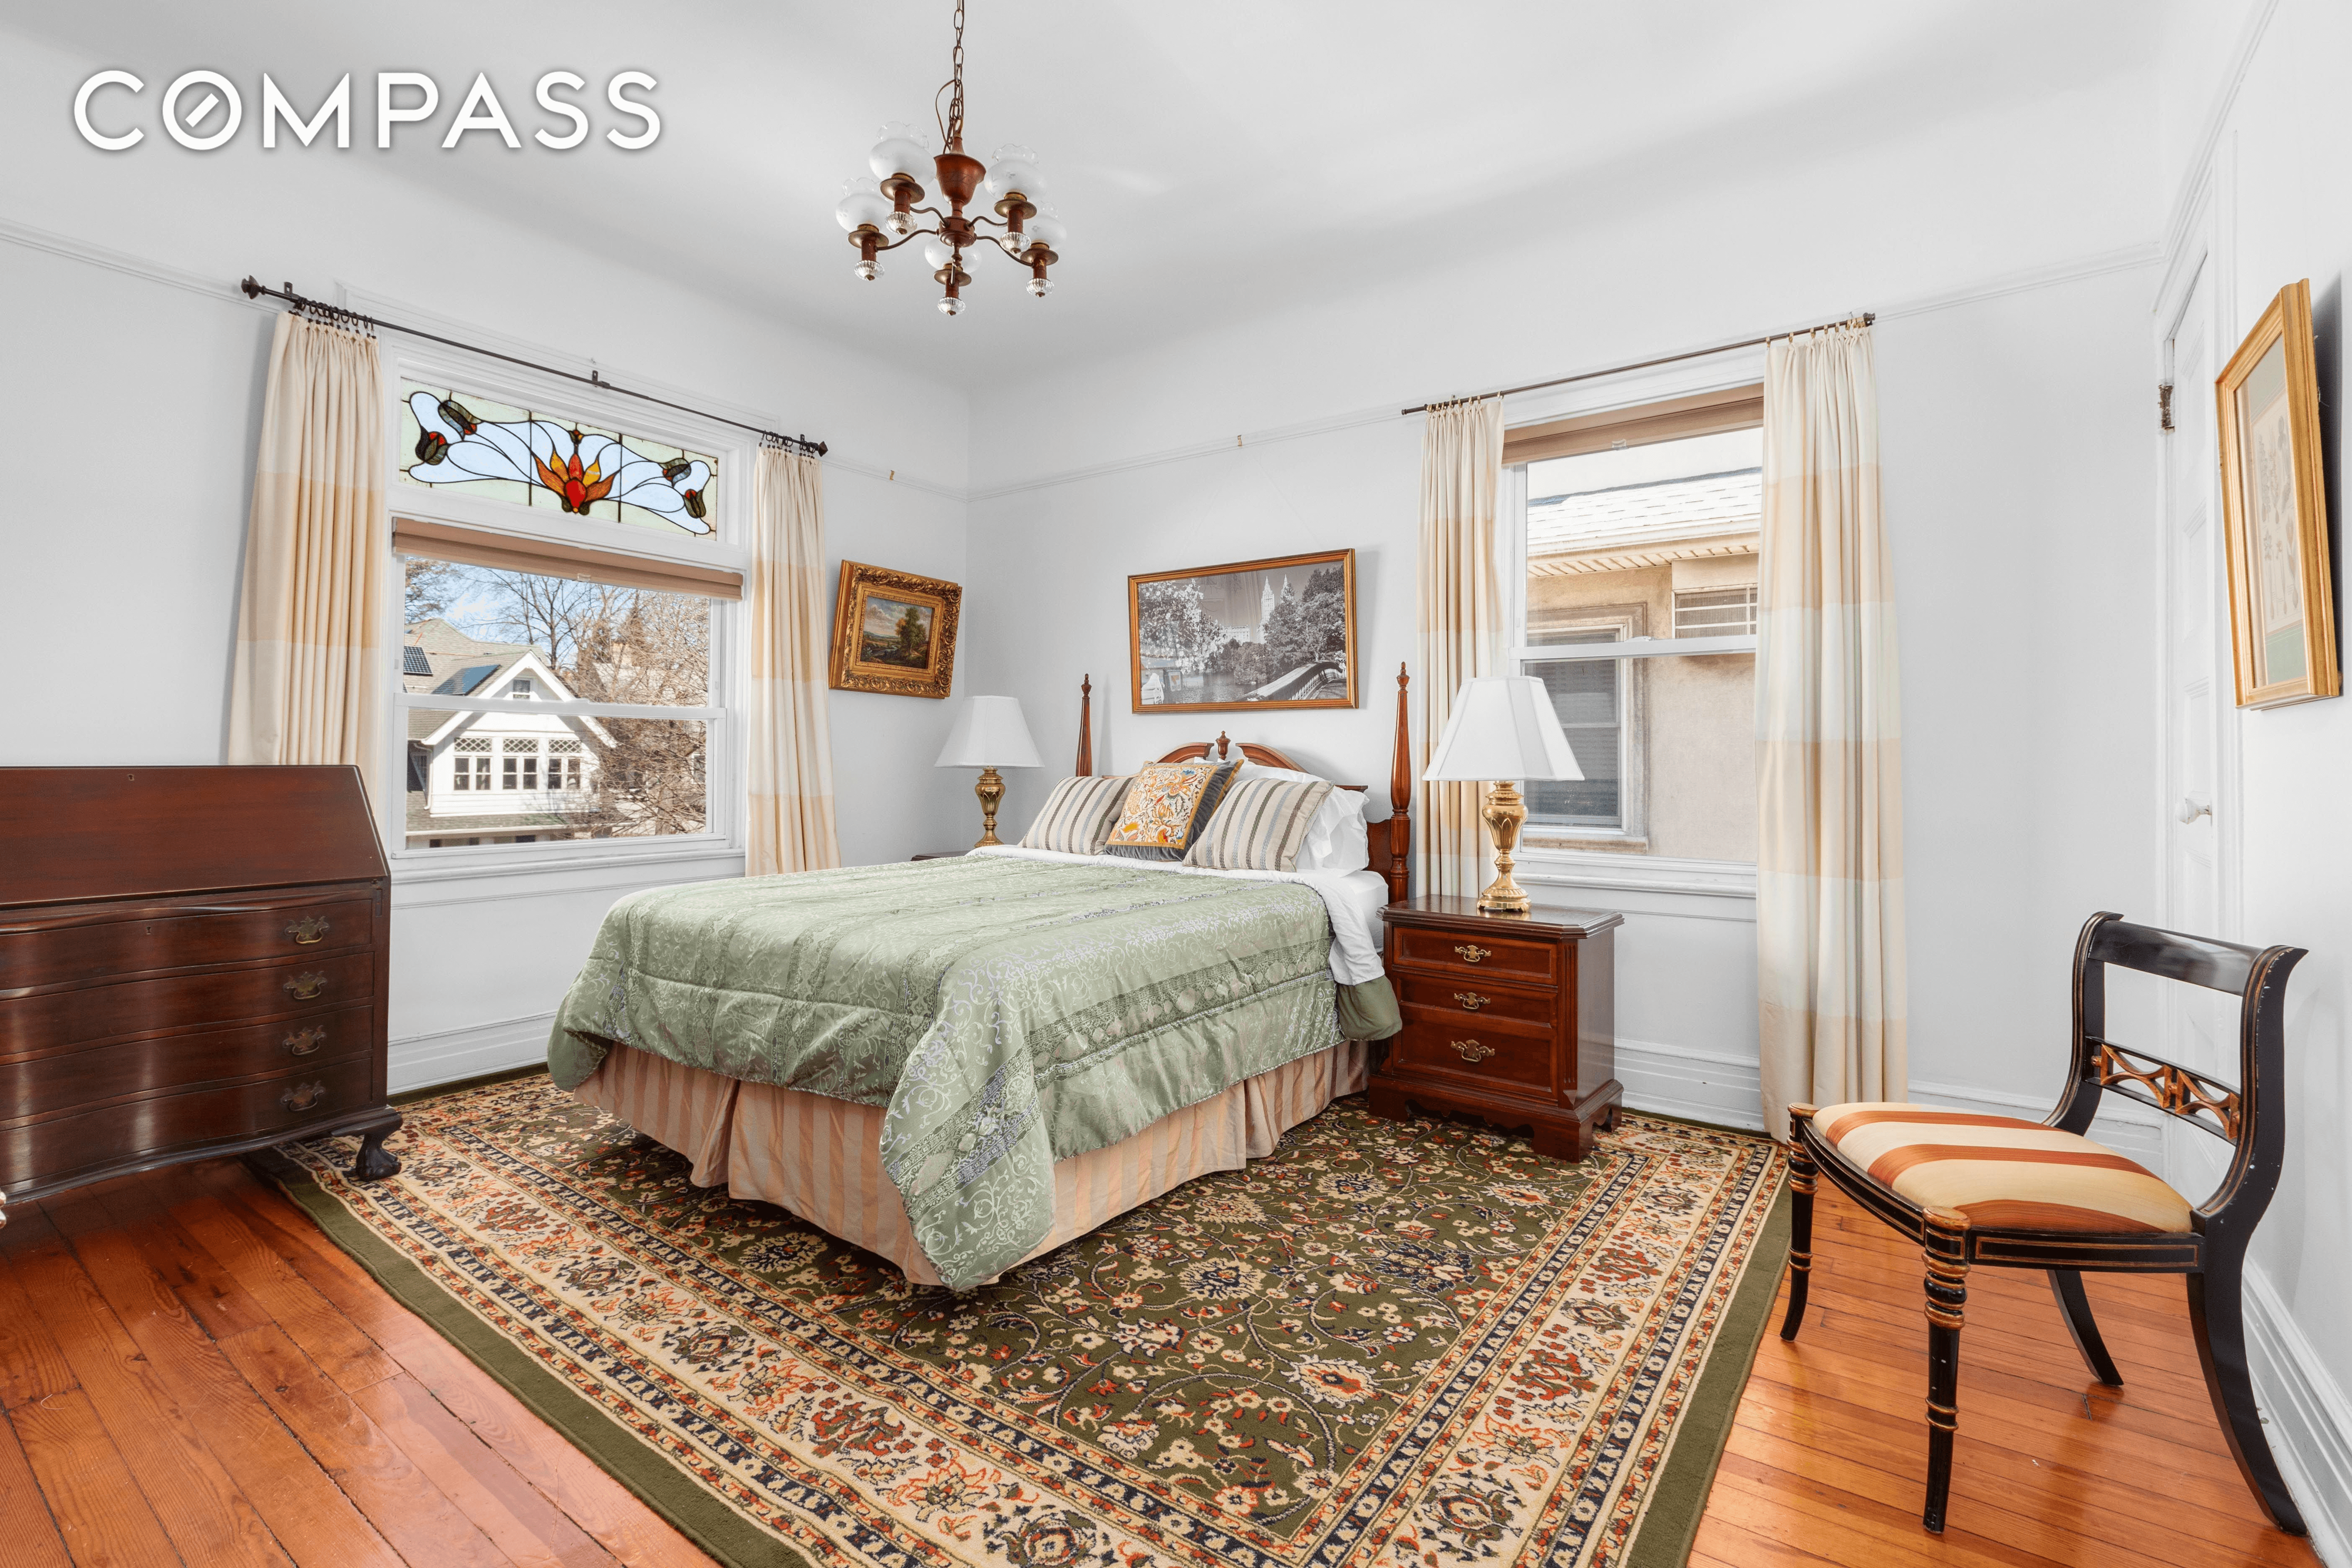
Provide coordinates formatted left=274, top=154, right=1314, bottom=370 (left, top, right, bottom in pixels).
left=1074, top=665, right=1413, bottom=904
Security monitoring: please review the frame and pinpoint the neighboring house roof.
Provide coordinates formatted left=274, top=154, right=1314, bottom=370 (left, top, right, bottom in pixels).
left=1528, top=467, right=1761, bottom=576
left=400, top=619, right=612, bottom=746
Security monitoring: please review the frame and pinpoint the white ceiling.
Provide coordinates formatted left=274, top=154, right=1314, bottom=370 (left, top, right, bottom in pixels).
left=10, top=0, right=2162, bottom=387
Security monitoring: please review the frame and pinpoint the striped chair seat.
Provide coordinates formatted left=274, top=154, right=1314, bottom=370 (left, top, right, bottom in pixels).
left=1813, top=1102, right=2192, bottom=1234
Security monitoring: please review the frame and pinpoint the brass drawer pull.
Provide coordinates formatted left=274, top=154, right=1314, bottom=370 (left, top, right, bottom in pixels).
left=1455, top=991, right=1490, bottom=1011
left=1454, top=944, right=1492, bottom=964
left=1451, top=1039, right=1495, bottom=1063
left=283, top=971, right=329, bottom=1000
left=286, top=915, right=333, bottom=945
left=280, top=1081, right=328, bottom=1112
left=285, top=1026, right=327, bottom=1057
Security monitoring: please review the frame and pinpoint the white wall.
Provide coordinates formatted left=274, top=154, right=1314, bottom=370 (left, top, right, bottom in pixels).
left=2160, top=0, right=2352, bottom=1552
left=0, top=26, right=975, bottom=1088
left=967, top=83, right=2168, bottom=1134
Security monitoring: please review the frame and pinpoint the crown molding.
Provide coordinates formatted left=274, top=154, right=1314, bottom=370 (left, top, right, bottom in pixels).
left=0, top=213, right=960, bottom=500
left=971, top=242, right=2166, bottom=503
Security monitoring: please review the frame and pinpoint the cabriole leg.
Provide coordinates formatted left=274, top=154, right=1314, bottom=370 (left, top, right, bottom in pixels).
left=351, top=1114, right=403, bottom=1181
left=1780, top=1103, right=1818, bottom=1341
left=1921, top=1205, right=1971, bottom=1533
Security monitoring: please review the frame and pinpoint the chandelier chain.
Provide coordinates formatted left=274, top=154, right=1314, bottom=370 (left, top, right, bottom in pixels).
left=936, top=0, right=968, bottom=150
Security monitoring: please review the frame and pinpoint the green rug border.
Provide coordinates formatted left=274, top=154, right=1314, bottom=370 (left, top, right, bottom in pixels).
left=266, top=1094, right=1786, bottom=1568
left=1621, top=1170, right=1791, bottom=1568
left=259, top=1143, right=805, bottom=1568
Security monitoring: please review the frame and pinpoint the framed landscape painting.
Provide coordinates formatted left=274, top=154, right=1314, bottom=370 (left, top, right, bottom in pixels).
left=828, top=560, right=962, bottom=699
left=1128, top=549, right=1357, bottom=712
left=2217, top=279, right=2339, bottom=709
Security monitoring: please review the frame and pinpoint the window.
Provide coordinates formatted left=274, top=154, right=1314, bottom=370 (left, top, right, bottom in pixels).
left=389, top=371, right=744, bottom=859
left=1506, top=388, right=1761, bottom=863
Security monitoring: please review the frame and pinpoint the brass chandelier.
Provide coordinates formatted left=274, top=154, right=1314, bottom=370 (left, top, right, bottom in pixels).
left=833, top=0, right=1064, bottom=316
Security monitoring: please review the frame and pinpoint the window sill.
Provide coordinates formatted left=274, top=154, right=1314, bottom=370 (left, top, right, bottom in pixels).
left=1516, top=845, right=1757, bottom=900
left=389, top=836, right=742, bottom=887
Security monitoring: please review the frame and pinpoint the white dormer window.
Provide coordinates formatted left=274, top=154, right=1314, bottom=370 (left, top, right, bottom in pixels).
left=511, top=677, right=534, bottom=699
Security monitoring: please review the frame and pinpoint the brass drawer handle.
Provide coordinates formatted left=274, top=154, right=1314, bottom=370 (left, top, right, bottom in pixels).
left=283, top=971, right=329, bottom=1000
left=285, top=1026, right=327, bottom=1057
left=1451, top=1039, right=1494, bottom=1063
left=280, top=1081, right=328, bottom=1112
left=1454, top=944, right=1491, bottom=964
left=1455, top=991, right=1490, bottom=1011
left=286, top=915, right=333, bottom=945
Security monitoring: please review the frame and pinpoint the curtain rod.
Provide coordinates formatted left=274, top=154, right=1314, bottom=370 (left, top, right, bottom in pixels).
left=237, top=277, right=828, bottom=458
left=1399, top=311, right=1875, bottom=416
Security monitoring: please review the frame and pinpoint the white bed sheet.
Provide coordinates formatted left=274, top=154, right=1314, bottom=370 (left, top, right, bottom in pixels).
left=968, top=844, right=1389, bottom=984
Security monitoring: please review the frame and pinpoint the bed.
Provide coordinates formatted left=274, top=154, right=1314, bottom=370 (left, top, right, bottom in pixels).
left=547, top=671, right=1416, bottom=1290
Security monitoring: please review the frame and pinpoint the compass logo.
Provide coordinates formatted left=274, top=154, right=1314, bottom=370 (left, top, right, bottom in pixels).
left=72, top=70, right=661, bottom=152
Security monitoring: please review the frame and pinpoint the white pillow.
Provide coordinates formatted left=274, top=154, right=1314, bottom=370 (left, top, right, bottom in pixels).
left=1232, top=762, right=1370, bottom=872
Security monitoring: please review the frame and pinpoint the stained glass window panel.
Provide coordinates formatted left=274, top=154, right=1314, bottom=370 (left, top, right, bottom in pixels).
left=397, top=380, right=720, bottom=536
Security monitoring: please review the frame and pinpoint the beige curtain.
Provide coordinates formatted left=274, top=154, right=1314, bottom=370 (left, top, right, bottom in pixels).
left=745, top=448, right=840, bottom=875
left=226, top=312, right=387, bottom=765
left=1757, top=324, right=1906, bottom=1140
left=1415, top=396, right=1505, bottom=899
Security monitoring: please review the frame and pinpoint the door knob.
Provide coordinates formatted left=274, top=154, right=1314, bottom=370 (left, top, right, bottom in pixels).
left=2177, top=797, right=2213, bottom=824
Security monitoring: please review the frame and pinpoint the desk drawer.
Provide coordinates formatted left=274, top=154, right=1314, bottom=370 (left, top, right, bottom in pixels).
left=1390, top=926, right=1558, bottom=985
left=0, top=1055, right=377, bottom=1194
left=1387, top=1019, right=1556, bottom=1098
left=0, top=896, right=373, bottom=992
left=0, top=1003, right=374, bottom=1124
left=0, top=951, right=374, bottom=1056
left=1394, top=973, right=1553, bottom=1032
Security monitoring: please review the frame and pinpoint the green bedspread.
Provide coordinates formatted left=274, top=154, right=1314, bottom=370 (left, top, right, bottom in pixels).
left=547, top=855, right=1384, bottom=1289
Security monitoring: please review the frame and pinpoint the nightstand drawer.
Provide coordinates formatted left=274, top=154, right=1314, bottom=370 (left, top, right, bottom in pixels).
left=1395, top=973, right=1553, bottom=1031
left=1390, top=925, right=1558, bottom=984
left=1388, top=1020, right=1554, bottom=1097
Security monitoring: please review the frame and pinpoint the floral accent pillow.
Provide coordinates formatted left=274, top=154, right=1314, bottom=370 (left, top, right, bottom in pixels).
left=1102, top=760, right=1241, bottom=862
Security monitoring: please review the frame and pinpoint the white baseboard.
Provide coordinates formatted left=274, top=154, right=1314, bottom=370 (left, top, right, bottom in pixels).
left=2246, top=1265, right=2352, bottom=1563
left=1908, top=1075, right=2167, bottom=1164
left=389, top=1011, right=557, bottom=1095
left=1617, top=1037, right=1764, bottom=1131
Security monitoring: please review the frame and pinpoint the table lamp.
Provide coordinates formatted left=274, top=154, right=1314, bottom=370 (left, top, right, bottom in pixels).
left=934, top=695, right=1043, bottom=846
left=1421, top=675, right=1583, bottom=915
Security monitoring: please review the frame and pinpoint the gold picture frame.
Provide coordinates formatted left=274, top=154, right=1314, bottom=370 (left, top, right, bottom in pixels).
left=827, top=560, right=962, bottom=699
left=1128, top=549, right=1357, bottom=712
left=2217, top=279, right=2339, bottom=709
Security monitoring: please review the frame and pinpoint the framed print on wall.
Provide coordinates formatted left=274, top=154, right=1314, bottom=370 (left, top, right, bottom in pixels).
left=2217, top=279, right=2339, bottom=709
left=827, top=560, right=962, bottom=699
left=1128, top=549, right=1357, bottom=712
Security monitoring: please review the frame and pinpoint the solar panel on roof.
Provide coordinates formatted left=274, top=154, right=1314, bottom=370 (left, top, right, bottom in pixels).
left=402, top=645, right=433, bottom=676
left=456, top=663, right=501, bottom=694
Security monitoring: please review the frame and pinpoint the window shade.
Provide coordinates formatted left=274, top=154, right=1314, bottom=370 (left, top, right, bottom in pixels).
left=1503, top=384, right=1764, bottom=466
left=391, top=518, right=743, bottom=601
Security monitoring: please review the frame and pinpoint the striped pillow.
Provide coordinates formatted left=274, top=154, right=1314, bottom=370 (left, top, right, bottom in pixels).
left=1018, top=775, right=1131, bottom=856
left=1183, top=776, right=1335, bottom=872
left=1812, top=1102, right=2192, bottom=1233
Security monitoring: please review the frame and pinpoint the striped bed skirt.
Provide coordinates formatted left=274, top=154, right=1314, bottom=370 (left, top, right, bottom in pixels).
left=572, top=1041, right=1369, bottom=1286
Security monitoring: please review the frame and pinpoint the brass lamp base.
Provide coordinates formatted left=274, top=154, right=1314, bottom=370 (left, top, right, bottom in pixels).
left=973, top=766, right=1006, bottom=847
left=1477, top=780, right=1530, bottom=915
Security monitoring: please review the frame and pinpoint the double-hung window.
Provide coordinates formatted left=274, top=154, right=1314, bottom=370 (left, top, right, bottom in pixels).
left=1503, top=385, right=1762, bottom=864
left=386, top=371, right=746, bottom=858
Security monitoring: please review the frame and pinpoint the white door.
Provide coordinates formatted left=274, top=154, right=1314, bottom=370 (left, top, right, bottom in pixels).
left=2160, top=261, right=2237, bottom=1105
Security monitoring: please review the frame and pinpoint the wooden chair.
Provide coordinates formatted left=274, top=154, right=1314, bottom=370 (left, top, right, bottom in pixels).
left=1779, top=911, right=2308, bottom=1536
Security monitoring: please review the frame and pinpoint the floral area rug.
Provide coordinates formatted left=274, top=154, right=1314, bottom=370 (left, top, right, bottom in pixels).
left=270, top=1074, right=1787, bottom=1568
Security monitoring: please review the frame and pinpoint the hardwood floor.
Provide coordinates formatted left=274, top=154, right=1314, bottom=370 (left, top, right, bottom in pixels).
left=0, top=1158, right=2322, bottom=1566
left=1697, top=1182, right=2323, bottom=1568
left=0, top=1157, right=712, bottom=1567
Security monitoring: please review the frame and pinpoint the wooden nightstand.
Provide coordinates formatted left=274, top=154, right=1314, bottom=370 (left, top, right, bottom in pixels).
left=1370, top=896, right=1623, bottom=1161
left=910, top=851, right=968, bottom=861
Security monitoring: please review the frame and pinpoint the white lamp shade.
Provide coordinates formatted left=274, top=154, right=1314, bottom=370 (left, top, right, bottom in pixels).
left=934, top=696, right=1042, bottom=769
left=1421, top=676, right=1583, bottom=782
